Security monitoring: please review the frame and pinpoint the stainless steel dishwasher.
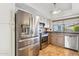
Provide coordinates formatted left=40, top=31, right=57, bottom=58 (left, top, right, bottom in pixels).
left=65, top=34, right=79, bottom=51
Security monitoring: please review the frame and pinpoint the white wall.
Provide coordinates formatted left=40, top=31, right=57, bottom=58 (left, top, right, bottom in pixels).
left=0, top=3, right=15, bottom=56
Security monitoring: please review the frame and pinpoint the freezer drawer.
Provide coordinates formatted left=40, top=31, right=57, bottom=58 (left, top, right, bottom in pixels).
left=65, top=34, right=78, bottom=50
left=18, top=47, right=29, bottom=56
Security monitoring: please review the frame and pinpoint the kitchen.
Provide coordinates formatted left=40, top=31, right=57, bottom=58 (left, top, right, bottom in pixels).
left=15, top=3, right=79, bottom=56
left=0, top=3, right=79, bottom=56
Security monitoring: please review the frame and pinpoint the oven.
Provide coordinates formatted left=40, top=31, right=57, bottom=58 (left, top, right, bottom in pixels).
left=40, top=33, right=48, bottom=50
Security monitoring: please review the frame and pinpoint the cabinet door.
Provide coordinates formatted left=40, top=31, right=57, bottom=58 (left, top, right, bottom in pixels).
left=48, top=33, right=51, bottom=44
left=57, top=34, right=64, bottom=47
left=51, top=33, right=57, bottom=45
left=50, top=33, right=64, bottom=47
left=18, top=46, right=34, bottom=56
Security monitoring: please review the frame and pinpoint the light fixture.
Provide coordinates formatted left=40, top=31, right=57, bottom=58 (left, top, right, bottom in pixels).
left=52, top=10, right=61, bottom=14
left=52, top=3, right=61, bottom=15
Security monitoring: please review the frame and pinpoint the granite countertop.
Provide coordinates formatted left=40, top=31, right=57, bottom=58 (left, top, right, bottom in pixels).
left=47, top=31, right=79, bottom=34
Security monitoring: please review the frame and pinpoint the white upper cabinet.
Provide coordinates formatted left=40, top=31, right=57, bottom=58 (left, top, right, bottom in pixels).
left=39, top=17, right=45, bottom=23
left=44, top=19, right=50, bottom=28
left=39, top=17, right=50, bottom=28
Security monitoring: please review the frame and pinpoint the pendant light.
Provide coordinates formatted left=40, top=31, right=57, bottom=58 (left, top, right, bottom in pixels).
left=52, top=3, right=61, bottom=15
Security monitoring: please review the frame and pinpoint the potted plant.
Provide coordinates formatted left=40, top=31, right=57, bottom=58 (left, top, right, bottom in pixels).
left=71, top=25, right=79, bottom=32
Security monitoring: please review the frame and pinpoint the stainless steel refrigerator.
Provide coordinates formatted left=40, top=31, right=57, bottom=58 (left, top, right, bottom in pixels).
left=15, top=10, right=40, bottom=56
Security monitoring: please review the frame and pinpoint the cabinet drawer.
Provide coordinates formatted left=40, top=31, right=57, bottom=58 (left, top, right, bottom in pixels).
left=18, top=46, right=33, bottom=56
left=18, top=48, right=29, bottom=56
left=33, top=38, right=39, bottom=44
left=18, top=40, right=32, bottom=48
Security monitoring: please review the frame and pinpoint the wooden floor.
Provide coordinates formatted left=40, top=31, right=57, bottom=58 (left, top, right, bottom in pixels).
left=39, top=44, right=78, bottom=56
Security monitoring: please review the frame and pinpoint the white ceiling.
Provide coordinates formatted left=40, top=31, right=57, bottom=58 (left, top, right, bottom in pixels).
left=26, top=3, right=53, bottom=19
left=25, top=3, right=79, bottom=20
left=26, top=3, right=72, bottom=12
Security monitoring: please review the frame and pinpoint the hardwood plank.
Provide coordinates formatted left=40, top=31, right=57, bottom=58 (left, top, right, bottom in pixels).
left=39, top=44, right=78, bottom=56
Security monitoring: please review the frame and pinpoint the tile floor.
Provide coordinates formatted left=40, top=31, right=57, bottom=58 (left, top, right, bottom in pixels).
left=39, top=44, right=78, bottom=56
